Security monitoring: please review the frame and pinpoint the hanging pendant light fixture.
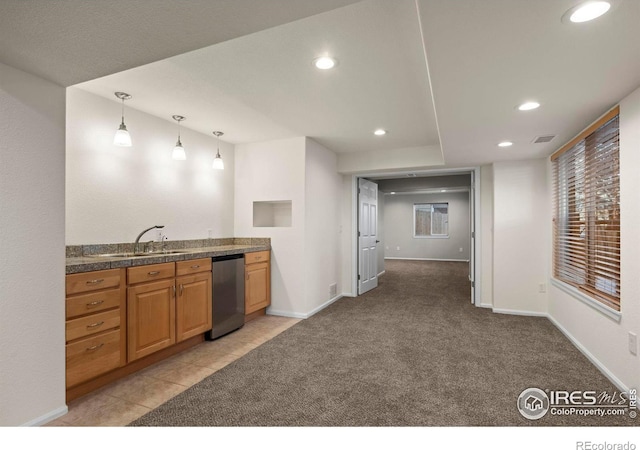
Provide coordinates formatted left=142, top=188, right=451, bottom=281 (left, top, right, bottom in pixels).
left=171, top=115, right=186, bottom=160
left=212, top=131, right=224, bottom=170
left=113, top=92, right=132, bottom=147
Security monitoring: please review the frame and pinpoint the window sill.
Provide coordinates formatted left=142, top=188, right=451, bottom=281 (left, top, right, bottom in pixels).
left=550, top=278, right=621, bottom=323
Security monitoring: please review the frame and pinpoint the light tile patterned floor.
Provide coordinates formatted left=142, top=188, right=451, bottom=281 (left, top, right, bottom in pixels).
left=47, top=315, right=300, bottom=426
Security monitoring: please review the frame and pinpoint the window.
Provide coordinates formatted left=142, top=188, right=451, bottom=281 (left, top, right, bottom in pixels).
left=414, top=203, right=448, bottom=238
left=551, top=106, right=620, bottom=311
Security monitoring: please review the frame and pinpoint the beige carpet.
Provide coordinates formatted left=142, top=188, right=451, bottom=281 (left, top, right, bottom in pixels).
left=130, top=260, right=632, bottom=426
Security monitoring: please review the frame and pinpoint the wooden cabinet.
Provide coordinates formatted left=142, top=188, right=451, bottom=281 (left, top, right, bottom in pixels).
left=245, top=251, right=271, bottom=316
left=127, top=276, right=176, bottom=362
left=65, top=268, right=126, bottom=388
left=176, top=259, right=212, bottom=342
left=127, top=259, right=212, bottom=361
left=65, top=251, right=263, bottom=397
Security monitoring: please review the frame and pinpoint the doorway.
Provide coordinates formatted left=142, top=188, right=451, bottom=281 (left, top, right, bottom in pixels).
left=354, top=168, right=481, bottom=305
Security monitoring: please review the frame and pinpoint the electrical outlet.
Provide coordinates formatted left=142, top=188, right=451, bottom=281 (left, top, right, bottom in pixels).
left=156, top=230, right=163, bottom=241
left=459, top=247, right=463, bottom=253
left=396, top=246, right=400, bottom=251
left=538, top=283, right=547, bottom=293
left=385, top=246, right=389, bottom=250
left=629, top=332, right=638, bottom=356
left=207, top=228, right=213, bottom=239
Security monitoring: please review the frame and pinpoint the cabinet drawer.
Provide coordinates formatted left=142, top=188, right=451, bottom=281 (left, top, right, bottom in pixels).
left=66, top=309, right=121, bottom=342
left=66, top=288, right=122, bottom=319
left=66, top=329, right=122, bottom=388
left=176, top=258, right=212, bottom=276
left=245, top=251, right=270, bottom=265
left=66, top=269, right=121, bottom=295
left=127, top=262, right=175, bottom=284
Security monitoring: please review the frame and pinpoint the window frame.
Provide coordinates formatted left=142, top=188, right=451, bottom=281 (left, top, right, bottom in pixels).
left=551, top=106, right=621, bottom=317
left=413, top=202, right=449, bottom=239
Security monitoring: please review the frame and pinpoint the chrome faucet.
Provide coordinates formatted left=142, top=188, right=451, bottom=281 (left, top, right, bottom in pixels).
left=134, top=225, right=164, bottom=254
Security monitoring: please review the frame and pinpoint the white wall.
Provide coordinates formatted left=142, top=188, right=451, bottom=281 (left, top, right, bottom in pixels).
left=377, top=193, right=385, bottom=275
left=548, top=87, right=640, bottom=390
left=492, top=159, right=549, bottom=315
left=340, top=175, right=357, bottom=296
left=66, top=88, right=235, bottom=244
left=337, top=145, right=443, bottom=174
left=235, top=137, right=343, bottom=318
left=479, top=164, right=494, bottom=307
left=0, top=62, right=67, bottom=426
left=304, top=138, right=342, bottom=313
left=234, top=137, right=307, bottom=316
left=383, top=191, right=470, bottom=261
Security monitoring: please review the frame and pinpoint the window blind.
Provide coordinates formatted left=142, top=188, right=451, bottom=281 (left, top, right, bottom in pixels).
left=551, top=107, right=620, bottom=311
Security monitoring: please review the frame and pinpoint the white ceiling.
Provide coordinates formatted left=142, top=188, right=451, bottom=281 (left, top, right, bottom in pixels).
left=2, top=0, right=639, bottom=167
left=419, top=0, right=640, bottom=167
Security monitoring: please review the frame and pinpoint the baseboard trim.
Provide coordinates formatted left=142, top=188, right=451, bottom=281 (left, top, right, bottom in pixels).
left=377, top=270, right=386, bottom=277
left=493, top=308, right=629, bottom=393
left=306, top=295, right=344, bottom=318
left=266, top=309, right=307, bottom=319
left=384, top=257, right=469, bottom=262
left=547, top=314, right=629, bottom=393
left=22, top=405, right=68, bottom=426
left=268, top=294, right=344, bottom=320
left=478, top=303, right=493, bottom=309
left=492, top=308, right=547, bottom=317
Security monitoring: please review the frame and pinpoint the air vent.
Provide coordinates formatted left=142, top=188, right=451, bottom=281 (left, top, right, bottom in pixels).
left=532, top=135, right=556, bottom=144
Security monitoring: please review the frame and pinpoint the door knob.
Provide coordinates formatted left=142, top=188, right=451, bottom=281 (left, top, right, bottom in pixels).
left=375, top=240, right=380, bottom=243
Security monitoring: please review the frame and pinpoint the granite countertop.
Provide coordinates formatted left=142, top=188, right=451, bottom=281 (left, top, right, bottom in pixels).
left=66, top=244, right=270, bottom=274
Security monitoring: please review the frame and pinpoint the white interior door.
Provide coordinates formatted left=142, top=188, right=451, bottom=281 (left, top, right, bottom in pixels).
left=358, top=178, right=379, bottom=295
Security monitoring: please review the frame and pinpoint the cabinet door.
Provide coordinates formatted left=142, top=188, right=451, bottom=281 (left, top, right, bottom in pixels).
left=127, top=279, right=175, bottom=362
left=245, top=262, right=270, bottom=315
left=176, top=272, right=212, bottom=342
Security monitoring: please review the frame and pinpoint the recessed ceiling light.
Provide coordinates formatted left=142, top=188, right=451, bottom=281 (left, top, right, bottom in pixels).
left=517, top=102, right=540, bottom=111
left=390, top=192, right=396, bottom=195
left=498, top=141, right=514, bottom=147
left=563, top=1, right=612, bottom=23
left=314, top=56, right=337, bottom=70
left=440, top=190, right=446, bottom=193
left=374, top=129, right=387, bottom=136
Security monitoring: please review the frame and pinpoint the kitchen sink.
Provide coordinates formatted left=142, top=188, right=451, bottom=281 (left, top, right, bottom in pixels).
left=87, top=250, right=188, bottom=258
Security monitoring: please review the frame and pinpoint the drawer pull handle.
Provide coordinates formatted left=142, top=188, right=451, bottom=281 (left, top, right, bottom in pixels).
left=190, top=264, right=200, bottom=269
left=86, top=278, right=104, bottom=285
left=148, top=271, right=160, bottom=276
left=86, top=343, right=104, bottom=352
left=255, top=256, right=262, bottom=260
left=86, top=300, right=104, bottom=308
left=86, top=321, right=105, bottom=329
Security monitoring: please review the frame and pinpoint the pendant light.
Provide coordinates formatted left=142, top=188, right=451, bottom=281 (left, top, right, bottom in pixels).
left=171, top=115, right=186, bottom=160
left=113, top=92, right=132, bottom=147
left=212, top=131, right=224, bottom=170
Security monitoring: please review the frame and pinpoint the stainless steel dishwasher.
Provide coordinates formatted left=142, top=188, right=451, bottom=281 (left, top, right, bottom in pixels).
left=206, top=254, right=245, bottom=340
